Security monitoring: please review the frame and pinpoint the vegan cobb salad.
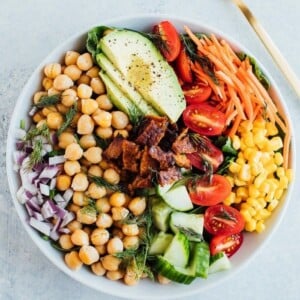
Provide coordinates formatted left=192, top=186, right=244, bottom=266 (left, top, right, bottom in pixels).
left=14, top=20, right=292, bottom=286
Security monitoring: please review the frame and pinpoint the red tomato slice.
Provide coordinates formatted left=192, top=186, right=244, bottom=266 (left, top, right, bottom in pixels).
left=153, top=21, right=181, bottom=62
left=175, top=46, right=193, bottom=83
left=188, top=175, right=232, bottom=206
left=186, top=138, right=223, bottom=172
left=210, top=233, right=243, bottom=257
left=183, top=83, right=212, bottom=104
left=204, top=204, right=245, bottom=235
left=183, top=104, right=226, bottom=136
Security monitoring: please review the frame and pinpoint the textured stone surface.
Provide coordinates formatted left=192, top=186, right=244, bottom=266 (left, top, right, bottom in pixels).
left=1, top=0, right=300, bottom=299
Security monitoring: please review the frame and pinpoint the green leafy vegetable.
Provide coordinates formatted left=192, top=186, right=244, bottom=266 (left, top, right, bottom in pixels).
left=25, top=123, right=50, bottom=141
left=27, top=139, right=44, bottom=168
left=56, top=103, right=77, bottom=136
left=34, top=94, right=60, bottom=108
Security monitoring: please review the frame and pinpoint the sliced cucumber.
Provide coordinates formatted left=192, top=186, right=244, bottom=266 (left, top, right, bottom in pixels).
left=170, top=212, right=204, bottom=242
left=151, top=198, right=173, bottom=232
left=191, top=242, right=210, bottom=278
left=155, top=256, right=195, bottom=284
left=157, top=184, right=193, bottom=212
left=209, top=252, right=231, bottom=274
left=164, top=232, right=190, bottom=268
left=149, top=232, right=173, bottom=255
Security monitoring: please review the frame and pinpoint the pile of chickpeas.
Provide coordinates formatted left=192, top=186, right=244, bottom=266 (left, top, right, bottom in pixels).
left=32, top=50, right=170, bottom=286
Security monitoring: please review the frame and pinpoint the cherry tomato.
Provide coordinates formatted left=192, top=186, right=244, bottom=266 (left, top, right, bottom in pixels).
left=183, top=83, right=212, bottom=104
left=210, top=233, right=243, bottom=257
left=153, top=21, right=181, bottom=62
left=186, top=138, right=223, bottom=172
left=188, top=174, right=232, bottom=206
left=183, top=104, right=226, bottom=136
left=204, top=204, right=245, bottom=236
left=175, top=46, right=193, bottom=83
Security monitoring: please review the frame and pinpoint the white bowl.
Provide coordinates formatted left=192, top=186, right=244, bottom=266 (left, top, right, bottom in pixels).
left=6, top=14, right=295, bottom=299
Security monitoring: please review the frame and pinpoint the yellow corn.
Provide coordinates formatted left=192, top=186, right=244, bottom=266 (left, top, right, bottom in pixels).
left=245, top=219, right=256, bottom=232
left=223, top=192, right=235, bottom=206
left=267, top=199, right=279, bottom=212
left=274, top=152, right=283, bottom=166
left=240, top=209, right=252, bottom=222
left=255, top=221, right=266, bottom=233
left=266, top=122, right=278, bottom=136
left=232, top=135, right=241, bottom=150
left=236, top=187, right=248, bottom=199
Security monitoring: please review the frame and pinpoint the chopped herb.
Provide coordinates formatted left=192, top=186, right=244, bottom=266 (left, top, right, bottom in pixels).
left=80, top=203, right=97, bottom=216
left=127, top=105, right=143, bottom=126
left=27, top=139, right=44, bottom=168
left=189, top=133, right=211, bottom=152
left=25, top=123, right=50, bottom=141
left=89, top=175, right=126, bottom=192
left=93, top=134, right=110, bottom=149
left=20, top=119, right=25, bottom=130
left=34, top=94, right=60, bottom=108
left=176, top=225, right=203, bottom=241
left=47, top=149, right=65, bottom=157
left=167, top=172, right=202, bottom=192
left=56, top=103, right=78, bottom=136
left=49, top=189, right=57, bottom=200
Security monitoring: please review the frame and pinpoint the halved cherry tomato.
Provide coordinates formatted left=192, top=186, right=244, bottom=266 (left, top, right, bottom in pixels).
left=183, top=83, right=212, bottom=104
left=175, top=46, right=193, bottom=83
left=153, top=21, right=181, bottom=62
left=188, top=174, right=232, bottom=206
left=204, top=204, right=245, bottom=235
left=186, top=138, right=223, bottom=172
left=183, top=104, right=226, bottom=136
left=210, top=233, right=243, bottom=257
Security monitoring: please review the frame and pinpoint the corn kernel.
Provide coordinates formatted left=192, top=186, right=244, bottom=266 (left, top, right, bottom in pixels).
left=236, top=157, right=246, bottom=166
left=256, top=221, right=266, bottom=233
left=265, top=190, right=275, bottom=203
left=279, top=176, right=289, bottom=189
left=236, top=187, right=248, bottom=199
left=243, top=133, right=255, bottom=147
left=266, top=122, right=278, bottom=136
left=225, top=175, right=234, bottom=187
left=265, top=163, right=277, bottom=175
left=251, top=163, right=263, bottom=176
left=223, top=192, right=235, bottom=206
left=276, top=167, right=285, bottom=178
left=274, top=188, right=284, bottom=199
left=254, top=172, right=267, bottom=188
left=245, top=219, right=256, bottom=232
left=268, top=199, right=279, bottom=211
left=239, top=120, right=253, bottom=132
left=253, top=117, right=266, bottom=129
left=240, top=209, right=252, bottom=222
left=259, top=209, right=271, bottom=220
left=247, top=197, right=261, bottom=210
left=286, top=169, right=293, bottom=182
left=269, top=136, right=283, bottom=151
left=248, top=185, right=260, bottom=198
left=234, top=178, right=246, bottom=186
left=274, top=152, right=283, bottom=166
left=232, top=135, right=241, bottom=150
left=238, top=164, right=251, bottom=181
left=248, top=150, right=262, bottom=164
left=229, top=162, right=241, bottom=173
left=257, top=198, right=267, bottom=209
left=253, top=130, right=267, bottom=145
left=259, top=181, right=270, bottom=195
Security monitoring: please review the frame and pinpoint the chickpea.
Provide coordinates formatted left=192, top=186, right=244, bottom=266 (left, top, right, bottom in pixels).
left=64, top=143, right=83, bottom=161
left=82, top=226, right=93, bottom=236
left=91, top=228, right=110, bottom=246
left=157, top=274, right=171, bottom=285
left=95, top=197, right=111, bottom=213
left=124, top=268, right=139, bottom=286
left=81, top=99, right=98, bottom=115
left=90, top=77, right=106, bottom=94
left=61, top=88, right=78, bottom=107
left=77, top=53, right=93, bottom=71
left=95, top=126, right=113, bottom=139
left=33, top=91, right=47, bottom=104
left=67, top=220, right=82, bottom=232
left=88, top=165, right=103, bottom=177
left=42, top=106, right=57, bottom=117
left=77, top=83, right=93, bottom=99
left=77, top=74, right=91, bottom=85
left=71, top=172, right=89, bottom=192
left=32, top=112, right=44, bottom=123
left=96, top=213, right=113, bottom=228
left=67, top=203, right=81, bottom=213
left=71, top=229, right=89, bottom=246
left=72, top=191, right=89, bottom=206
left=122, top=224, right=139, bottom=236
left=79, top=245, right=99, bottom=265
left=123, top=236, right=139, bottom=250
left=103, top=168, right=120, bottom=185
left=86, top=66, right=100, bottom=78
left=53, top=74, right=73, bottom=91
left=63, top=64, right=82, bottom=81
left=106, top=270, right=124, bottom=281
left=96, top=94, right=113, bottom=111
left=79, top=134, right=96, bottom=149
left=101, top=255, right=121, bottom=271
left=56, top=174, right=71, bottom=191
left=91, top=261, right=106, bottom=276
left=92, top=109, right=112, bottom=128
left=77, top=207, right=97, bottom=225
left=109, top=192, right=127, bottom=207
left=86, top=182, right=107, bottom=199
left=64, top=160, right=81, bottom=176
left=83, top=146, right=102, bottom=164
left=59, top=234, right=74, bottom=250
left=77, top=114, right=94, bottom=135
left=65, top=51, right=80, bottom=66
left=99, top=160, right=111, bottom=170
left=46, top=112, right=64, bottom=129
left=113, top=129, right=129, bottom=139
left=95, top=244, right=107, bottom=255
left=56, top=103, right=70, bottom=114
left=42, top=77, right=53, bottom=90
left=44, top=63, right=62, bottom=79
left=58, top=132, right=77, bottom=149
left=106, top=237, right=124, bottom=254
left=128, top=197, right=146, bottom=216
left=48, top=87, right=60, bottom=96
left=111, top=111, right=129, bottom=129
left=111, top=207, right=129, bottom=222
left=111, top=228, right=124, bottom=239
left=65, top=251, right=82, bottom=271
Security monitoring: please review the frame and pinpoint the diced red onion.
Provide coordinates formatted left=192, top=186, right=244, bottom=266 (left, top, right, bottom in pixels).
left=58, top=227, right=71, bottom=234
left=43, top=144, right=53, bottom=153
left=29, top=218, right=52, bottom=236
left=15, top=128, right=27, bottom=140
left=16, top=187, right=27, bottom=204
left=36, top=192, right=44, bottom=205
left=38, top=165, right=60, bottom=180
left=26, top=198, right=41, bottom=212
left=53, top=193, right=65, bottom=205
left=50, top=218, right=63, bottom=241
left=41, top=200, right=57, bottom=219
left=49, top=155, right=65, bottom=166
left=13, top=150, right=28, bottom=166
left=29, top=107, right=37, bottom=116
left=61, top=211, right=75, bottom=227
left=16, top=140, right=26, bottom=150
left=39, top=183, right=50, bottom=196
left=50, top=178, right=56, bottom=189
left=63, top=188, right=73, bottom=202
left=55, top=205, right=67, bottom=219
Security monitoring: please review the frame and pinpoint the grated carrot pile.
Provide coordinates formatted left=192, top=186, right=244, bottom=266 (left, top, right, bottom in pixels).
left=184, top=26, right=291, bottom=169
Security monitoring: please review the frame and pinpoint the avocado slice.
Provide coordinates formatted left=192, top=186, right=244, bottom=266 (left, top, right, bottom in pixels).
left=97, top=53, right=158, bottom=117
left=99, top=29, right=185, bottom=123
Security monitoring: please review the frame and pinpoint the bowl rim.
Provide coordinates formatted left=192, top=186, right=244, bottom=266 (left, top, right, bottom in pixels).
left=6, top=13, right=296, bottom=299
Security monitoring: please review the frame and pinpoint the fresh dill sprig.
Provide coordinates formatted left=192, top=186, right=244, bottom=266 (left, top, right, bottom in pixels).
left=181, top=33, right=218, bottom=84
left=127, top=105, right=143, bottom=126
left=93, top=134, right=110, bottom=150
left=27, top=139, right=44, bottom=169
left=25, top=123, right=50, bottom=141
left=176, top=225, right=203, bottom=241
left=167, top=173, right=201, bottom=192
left=88, top=175, right=125, bottom=192
left=56, top=103, right=77, bottom=136
left=34, top=94, right=60, bottom=108
left=189, top=133, right=211, bottom=152
left=81, top=202, right=97, bottom=216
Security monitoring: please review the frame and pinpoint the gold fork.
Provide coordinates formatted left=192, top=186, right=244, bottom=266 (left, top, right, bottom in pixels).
left=232, top=0, right=300, bottom=98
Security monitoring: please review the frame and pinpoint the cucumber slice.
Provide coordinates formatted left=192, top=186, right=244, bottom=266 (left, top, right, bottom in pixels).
left=209, top=252, right=231, bottom=274
left=191, top=242, right=210, bottom=278
left=151, top=199, right=173, bottom=232
left=170, top=212, right=204, bottom=242
left=149, top=232, right=173, bottom=255
left=155, top=256, right=195, bottom=284
left=164, top=232, right=189, bottom=268
left=157, top=184, right=193, bottom=212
